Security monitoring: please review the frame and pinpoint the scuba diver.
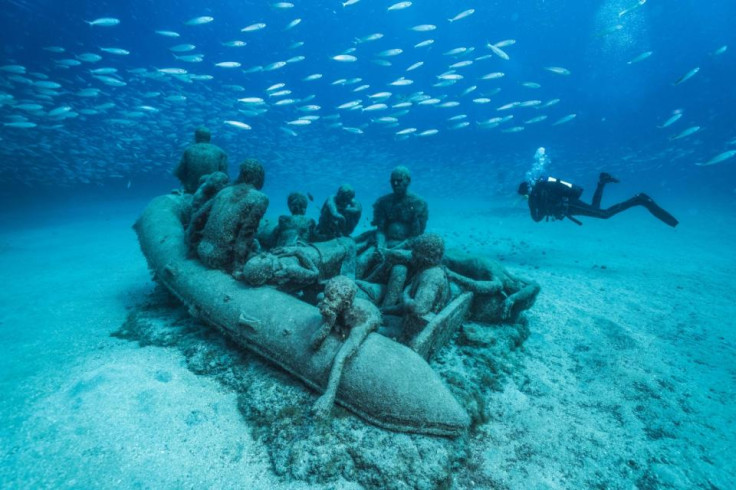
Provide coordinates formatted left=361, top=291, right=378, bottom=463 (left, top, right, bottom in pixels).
left=517, top=172, right=679, bottom=227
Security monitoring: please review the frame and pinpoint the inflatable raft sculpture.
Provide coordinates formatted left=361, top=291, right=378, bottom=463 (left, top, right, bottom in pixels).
left=135, top=194, right=471, bottom=436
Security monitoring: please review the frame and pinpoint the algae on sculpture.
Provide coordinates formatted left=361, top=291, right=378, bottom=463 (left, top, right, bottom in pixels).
left=173, top=127, right=228, bottom=194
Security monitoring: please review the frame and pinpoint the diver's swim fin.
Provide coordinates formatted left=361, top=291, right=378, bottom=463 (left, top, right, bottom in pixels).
left=638, top=193, right=679, bottom=227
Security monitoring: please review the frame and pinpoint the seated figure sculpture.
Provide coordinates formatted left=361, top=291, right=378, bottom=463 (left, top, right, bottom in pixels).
left=443, top=252, right=540, bottom=323
left=358, top=234, right=451, bottom=346
left=314, top=184, right=362, bottom=241
left=186, top=171, right=230, bottom=250
left=273, top=192, right=316, bottom=247
left=388, top=234, right=451, bottom=344
left=310, top=276, right=381, bottom=418
left=357, top=166, right=428, bottom=277
left=190, top=171, right=230, bottom=216
left=194, top=160, right=269, bottom=274
left=241, top=237, right=356, bottom=295
left=174, top=127, right=229, bottom=193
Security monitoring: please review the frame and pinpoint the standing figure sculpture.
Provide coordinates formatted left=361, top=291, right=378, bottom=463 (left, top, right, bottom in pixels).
left=174, top=127, right=229, bottom=193
left=314, top=184, right=362, bottom=241
left=194, top=160, right=269, bottom=274
left=310, top=276, right=381, bottom=418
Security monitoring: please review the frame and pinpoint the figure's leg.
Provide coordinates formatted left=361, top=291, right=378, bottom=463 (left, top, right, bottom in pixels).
left=338, top=239, right=357, bottom=279
left=382, top=265, right=408, bottom=310
left=312, top=328, right=368, bottom=417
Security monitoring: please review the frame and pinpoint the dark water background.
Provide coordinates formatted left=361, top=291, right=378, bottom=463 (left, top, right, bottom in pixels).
left=1, top=0, right=735, bottom=218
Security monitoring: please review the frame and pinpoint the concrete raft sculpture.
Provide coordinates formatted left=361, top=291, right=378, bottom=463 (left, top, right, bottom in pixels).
left=134, top=194, right=470, bottom=436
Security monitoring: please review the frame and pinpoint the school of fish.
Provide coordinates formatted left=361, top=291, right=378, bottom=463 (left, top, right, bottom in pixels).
left=0, top=1, right=732, bottom=187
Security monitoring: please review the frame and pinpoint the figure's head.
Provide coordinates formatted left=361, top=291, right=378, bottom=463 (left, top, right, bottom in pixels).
left=319, top=275, right=357, bottom=316
left=390, top=166, right=411, bottom=197
left=517, top=181, right=531, bottom=197
left=237, top=159, right=265, bottom=190
left=200, top=171, right=229, bottom=190
left=242, top=253, right=277, bottom=286
left=194, top=126, right=211, bottom=143
left=287, top=192, right=308, bottom=215
left=335, top=184, right=355, bottom=205
left=411, top=233, right=445, bottom=268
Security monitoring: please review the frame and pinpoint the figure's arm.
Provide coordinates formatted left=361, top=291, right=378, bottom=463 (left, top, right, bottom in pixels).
left=416, top=201, right=428, bottom=235
left=502, top=281, right=541, bottom=319
left=185, top=198, right=214, bottom=247
left=326, top=196, right=344, bottom=221
left=276, top=248, right=319, bottom=285
left=405, top=274, right=442, bottom=316
left=447, top=269, right=503, bottom=294
left=344, top=200, right=362, bottom=216
left=173, top=153, right=186, bottom=180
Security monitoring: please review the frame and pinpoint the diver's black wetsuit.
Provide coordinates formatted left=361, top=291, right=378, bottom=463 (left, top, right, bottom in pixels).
left=527, top=175, right=678, bottom=227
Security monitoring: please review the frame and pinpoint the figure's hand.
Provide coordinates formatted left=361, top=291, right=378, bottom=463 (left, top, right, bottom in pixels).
left=312, top=395, right=332, bottom=419
left=373, top=247, right=386, bottom=262
left=502, top=297, right=514, bottom=320
left=311, top=323, right=330, bottom=350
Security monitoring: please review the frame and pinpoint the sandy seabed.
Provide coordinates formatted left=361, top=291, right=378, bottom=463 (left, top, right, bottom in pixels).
left=0, top=195, right=734, bottom=489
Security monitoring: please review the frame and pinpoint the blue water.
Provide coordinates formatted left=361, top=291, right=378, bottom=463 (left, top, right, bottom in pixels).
left=1, top=0, right=735, bottom=211
left=1, top=1, right=736, bottom=487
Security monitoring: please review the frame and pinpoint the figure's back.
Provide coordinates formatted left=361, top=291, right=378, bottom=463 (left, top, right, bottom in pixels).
left=179, top=142, right=228, bottom=193
left=198, top=184, right=268, bottom=270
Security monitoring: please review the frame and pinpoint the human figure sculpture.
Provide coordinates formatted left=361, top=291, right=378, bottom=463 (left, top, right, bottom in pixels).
left=310, top=276, right=381, bottom=418
left=372, top=166, right=428, bottom=249
left=174, top=127, right=229, bottom=193
left=195, top=160, right=269, bottom=274
left=443, top=252, right=540, bottom=323
left=186, top=171, right=230, bottom=250
left=358, top=166, right=428, bottom=277
left=273, top=192, right=316, bottom=247
left=384, top=234, right=451, bottom=344
left=241, top=238, right=356, bottom=294
left=314, top=184, right=362, bottom=241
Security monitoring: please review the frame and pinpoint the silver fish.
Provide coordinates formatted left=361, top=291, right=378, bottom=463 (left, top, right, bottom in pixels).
left=695, top=150, right=736, bottom=166
left=185, top=16, right=214, bottom=26
left=86, top=18, right=120, bottom=27
left=448, top=9, right=474, bottom=22
left=673, top=67, right=699, bottom=86
left=670, top=126, right=700, bottom=140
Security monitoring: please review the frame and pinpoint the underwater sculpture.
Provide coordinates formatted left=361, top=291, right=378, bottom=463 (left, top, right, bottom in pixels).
left=241, top=237, right=357, bottom=293
left=135, top=193, right=471, bottom=436
left=314, top=184, right=362, bottom=241
left=310, top=276, right=381, bottom=418
left=357, top=166, right=428, bottom=277
left=173, top=127, right=229, bottom=193
left=193, top=160, right=268, bottom=274
left=273, top=192, right=316, bottom=247
left=444, top=251, right=541, bottom=324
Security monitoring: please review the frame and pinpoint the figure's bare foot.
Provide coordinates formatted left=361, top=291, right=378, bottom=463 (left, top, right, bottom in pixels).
left=312, top=395, right=333, bottom=418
